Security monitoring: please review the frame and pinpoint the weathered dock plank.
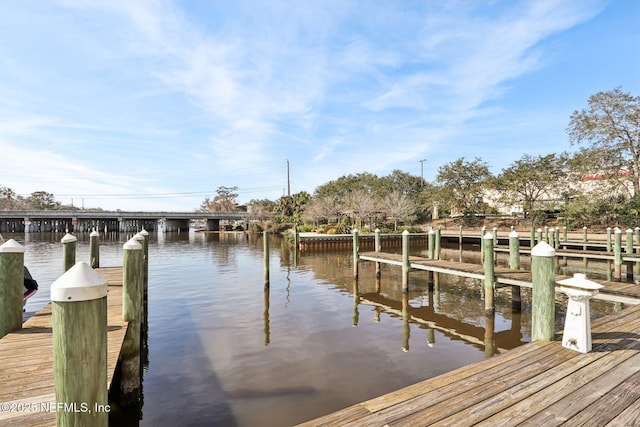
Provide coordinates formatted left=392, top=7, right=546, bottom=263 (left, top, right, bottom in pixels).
left=297, top=304, right=640, bottom=426
left=0, top=267, right=128, bottom=426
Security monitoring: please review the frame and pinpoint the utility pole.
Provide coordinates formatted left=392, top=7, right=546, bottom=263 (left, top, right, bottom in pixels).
left=419, top=159, right=426, bottom=188
left=286, top=159, right=291, bottom=196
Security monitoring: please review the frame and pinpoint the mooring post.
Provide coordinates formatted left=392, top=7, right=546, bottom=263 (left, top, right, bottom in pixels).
left=531, top=241, right=556, bottom=341
left=263, top=231, right=270, bottom=287
left=626, top=228, right=634, bottom=281
left=492, top=227, right=498, bottom=265
left=583, top=226, right=589, bottom=270
left=558, top=273, right=603, bottom=353
left=435, top=227, right=441, bottom=260
left=544, top=226, right=549, bottom=242
left=51, top=262, right=108, bottom=427
left=530, top=226, right=535, bottom=248
left=509, top=230, right=520, bottom=270
left=607, top=227, right=612, bottom=252
left=352, top=228, right=359, bottom=279
left=536, top=228, right=543, bottom=244
left=62, top=232, right=77, bottom=272
left=480, top=226, right=486, bottom=261
left=402, top=230, right=410, bottom=292
left=549, top=228, right=555, bottom=249
left=0, top=239, right=25, bottom=338
left=614, top=228, right=622, bottom=281
left=121, top=237, right=143, bottom=406
left=483, top=233, right=495, bottom=314
left=90, top=229, right=100, bottom=268
left=139, top=229, right=149, bottom=289
left=563, top=226, right=567, bottom=242
left=428, top=229, right=435, bottom=260
left=374, top=228, right=381, bottom=277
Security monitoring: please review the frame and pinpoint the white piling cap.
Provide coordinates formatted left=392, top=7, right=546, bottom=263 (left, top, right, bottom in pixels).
left=428, top=229, right=435, bottom=234
left=531, top=241, right=555, bottom=257
left=509, top=230, right=519, bottom=238
left=90, top=229, right=99, bottom=237
left=402, top=229, right=410, bottom=235
left=50, top=261, right=108, bottom=302
left=627, top=229, right=634, bottom=233
left=615, top=227, right=622, bottom=233
left=558, top=273, right=603, bottom=291
left=61, top=233, right=77, bottom=243
left=0, top=239, right=25, bottom=253
left=374, top=228, right=380, bottom=233
left=483, top=232, right=494, bottom=240
left=134, top=232, right=145, bottom=242
left=123, top=237, right=142, bottom=250
left=140, top=228, right=149, bottom=236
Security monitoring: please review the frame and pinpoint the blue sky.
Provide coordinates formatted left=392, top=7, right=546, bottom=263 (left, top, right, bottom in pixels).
left=0, top=0, right=638, bottom=211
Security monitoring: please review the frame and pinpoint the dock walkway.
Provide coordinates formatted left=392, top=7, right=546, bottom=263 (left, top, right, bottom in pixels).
left=359, top=252, right=640, bottom=305
left=298, top=301, right=640, bottom=426
left=0, top=267, right=128, bottom=426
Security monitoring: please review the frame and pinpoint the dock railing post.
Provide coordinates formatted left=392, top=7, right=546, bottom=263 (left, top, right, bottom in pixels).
left=62, top=232, right=77, bottom=272
left=435, top=227, right=441, bottom=260
left=353, top=229, right=359, bottom=279
left=402, top=230, right=410, bottom=292
left=626, top=228, right=634, bottom=281
left=531, top=241, right=556, bottom=341
left=263, top=231, right=269, bottom=287
left=51, top=261, right=108, bottom=427
left=509, top=230, right=520, bottom=270
left=614, top=228, right=622, bottom=281
left=428, top=229, right=435, bottom=260
left=121, top=237, right=143, bottom=406
left=0, top=239, right=25, bottom=338
left=509, top=229, right=522, bottom=312
left=90, top=229, right=100, bottom=268
left=483, top=233, right=495, bottom=315
left=374, top=228, right=381, bottom=277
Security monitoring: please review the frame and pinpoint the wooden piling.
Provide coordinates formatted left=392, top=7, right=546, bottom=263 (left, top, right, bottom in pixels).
left=121, top=237, right=143, bottom=406
left=402, top=230, right=410, bottom=292
left=509, top=230, right=520, bottom=270
left=531, top=241, right=556, bottom=341
left=435, top=227, right=441, bottom=260
left=353, top=229, right=359, bottom=279
left=263, top=231, right=269, bottom=287
left=428, top=229, right=435, bottom=260
left=51, top=262, right=108, bottom=427
left=374, top=228, right=381, bottom=277
left=0, top=239, right=24, bottom=338
left=62, top=233, right=77, bottom=272
left=483, top=233, right=495, bottom=315
left=90, top=229, right=100, bottom=268
left=614, top=228, right=622, bottom=281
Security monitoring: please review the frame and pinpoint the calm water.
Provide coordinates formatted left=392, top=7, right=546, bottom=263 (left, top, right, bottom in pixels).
left=11, top=231, right=617, bottom=426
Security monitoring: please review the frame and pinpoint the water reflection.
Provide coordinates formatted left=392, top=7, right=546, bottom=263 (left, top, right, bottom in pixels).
left=4, top=232, right=622, bottom=427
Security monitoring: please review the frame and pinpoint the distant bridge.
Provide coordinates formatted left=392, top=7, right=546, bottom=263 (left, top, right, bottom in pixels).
left=0, top=210, right=249, bottom=233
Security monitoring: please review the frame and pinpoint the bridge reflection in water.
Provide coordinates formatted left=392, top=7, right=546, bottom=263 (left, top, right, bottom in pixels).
left=0, top=210, right=247, bottom=233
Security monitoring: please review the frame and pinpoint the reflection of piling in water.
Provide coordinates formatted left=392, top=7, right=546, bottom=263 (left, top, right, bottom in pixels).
left=402, top=293, right=410, bottom=352
left=426, top=328, right=435, bottom=347
left=484, top=312, right=495, bottom=359
left=263, top=288, right=270, bottom=345
left=263, top=231, right=269, bottom=288
left=353, top=280, right=360, bottom=327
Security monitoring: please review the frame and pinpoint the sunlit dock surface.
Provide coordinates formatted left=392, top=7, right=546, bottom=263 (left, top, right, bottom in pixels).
left=0, top=267, right=128, bottom=426
left=298, top=302, right=640, bottom=426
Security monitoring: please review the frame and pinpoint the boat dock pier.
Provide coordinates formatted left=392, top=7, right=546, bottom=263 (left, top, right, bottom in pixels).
left=296, top=227, right=640, bottom=425
left=0, top=267, right=128, bottom=426
left=298, top=303, right=640, bottom=426
left=0, top=231, right=148, bottom=426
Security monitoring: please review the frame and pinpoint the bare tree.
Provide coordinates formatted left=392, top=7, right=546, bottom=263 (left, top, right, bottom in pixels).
left=382, top=191, right=417, bottom=231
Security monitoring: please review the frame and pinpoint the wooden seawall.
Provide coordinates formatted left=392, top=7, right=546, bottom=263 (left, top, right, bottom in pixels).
left=0, top=267, right=128, bottom=426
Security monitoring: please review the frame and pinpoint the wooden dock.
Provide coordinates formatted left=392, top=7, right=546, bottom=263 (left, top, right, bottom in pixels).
left=298, top=301, right=640, bottom=426
left=0, top=267, right=128, bottom=426
left=359, top=252, right=640, bottom=305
